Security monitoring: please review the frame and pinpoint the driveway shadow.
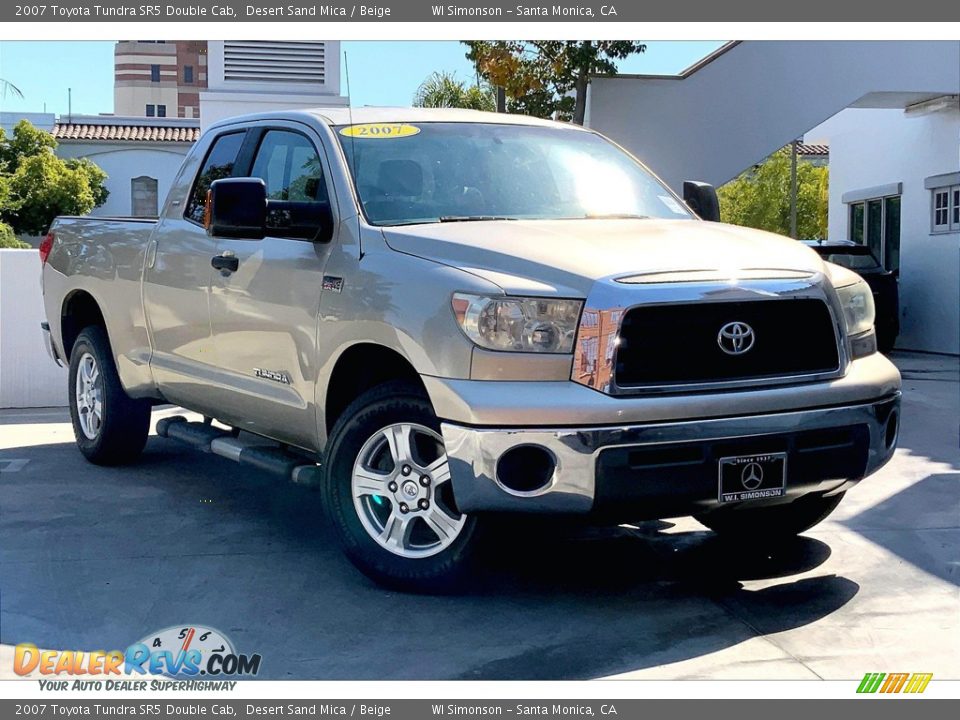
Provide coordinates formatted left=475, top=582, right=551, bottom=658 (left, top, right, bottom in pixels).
left=1, top=438, right=857, bottom=680
left=842, top=472, right=960, bottom=586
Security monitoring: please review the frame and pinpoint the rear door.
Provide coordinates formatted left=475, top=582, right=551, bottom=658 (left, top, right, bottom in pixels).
left=207, top=123, right=337, bottom=450
left=143, top=129, right=247, bottom=414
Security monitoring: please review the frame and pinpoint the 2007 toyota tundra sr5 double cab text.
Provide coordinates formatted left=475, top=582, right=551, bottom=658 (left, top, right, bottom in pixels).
left=40, top=108, right=901, bottom=590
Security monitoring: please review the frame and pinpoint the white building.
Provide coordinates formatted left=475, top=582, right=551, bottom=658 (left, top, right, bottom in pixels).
left=52, top=115, right=199, bottom=218
left=803, top=104, right=959, bottom=354
left=199, top=41, right=348, bottom=130
left=586, top=41, right=960, bottom=355
left=1, top=111, right=55, bottom=134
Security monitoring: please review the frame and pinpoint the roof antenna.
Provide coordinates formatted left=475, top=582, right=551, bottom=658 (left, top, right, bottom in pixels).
left=343, top=51, right=363, bottom=260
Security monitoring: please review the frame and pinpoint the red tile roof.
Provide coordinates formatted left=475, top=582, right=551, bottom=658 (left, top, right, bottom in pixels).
left=796, top=143, right=829, bottom=156
left=52, top=123, right=200, bottom=143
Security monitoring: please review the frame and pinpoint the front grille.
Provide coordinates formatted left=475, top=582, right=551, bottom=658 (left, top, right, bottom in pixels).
left=615, top=298, right=840, bottom=387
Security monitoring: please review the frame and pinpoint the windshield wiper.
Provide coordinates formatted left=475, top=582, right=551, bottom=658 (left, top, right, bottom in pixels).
left=438, top=215, right=517, bottom=223
left=584, top=212, right=650, bottom=220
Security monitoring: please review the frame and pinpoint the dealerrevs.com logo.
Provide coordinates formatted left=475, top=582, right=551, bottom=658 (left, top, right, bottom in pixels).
left=14, top=625, right=261, bottom=679
left=857, top=672, right=933, bottom=694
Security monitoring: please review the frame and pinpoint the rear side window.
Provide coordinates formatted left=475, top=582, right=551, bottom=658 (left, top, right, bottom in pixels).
left=184, top=131, right=246, bottom=224
left=824, top=252, right=882, bottom=271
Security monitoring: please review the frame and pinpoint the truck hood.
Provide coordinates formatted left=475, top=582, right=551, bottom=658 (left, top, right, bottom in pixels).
left=381, top=218, right=826, bottom=296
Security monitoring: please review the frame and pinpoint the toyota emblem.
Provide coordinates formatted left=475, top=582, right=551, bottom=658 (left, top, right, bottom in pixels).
left=718, top=321, right=756, bottom=355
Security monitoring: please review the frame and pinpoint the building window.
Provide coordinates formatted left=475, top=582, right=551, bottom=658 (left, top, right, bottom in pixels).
left=150, top=64, right=160, bottom=82
left=184, top=65, right=194, bottom=83
left=848, top=193, right=901, bottom=272
left=932, top=185, right=960, bottom=233
left=157, top=105, right=167, bottom=118
left=131, top=176, right=159, bottom=217
left=145, top=104, right=155, bottom=117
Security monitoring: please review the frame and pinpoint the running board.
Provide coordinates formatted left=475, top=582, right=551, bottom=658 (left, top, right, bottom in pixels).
left=155, top=416, right=321, bottom=486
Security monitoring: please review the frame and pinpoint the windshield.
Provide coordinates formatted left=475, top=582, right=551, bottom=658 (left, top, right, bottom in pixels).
left=820, top=250, right=882, bottom=271
left=334, top=122, right=694, bottom=226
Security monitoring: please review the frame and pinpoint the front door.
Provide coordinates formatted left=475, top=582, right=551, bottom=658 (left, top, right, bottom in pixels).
left=143, top=129, right=247, bottom=415
left=207, top=125, right=337, bottom=450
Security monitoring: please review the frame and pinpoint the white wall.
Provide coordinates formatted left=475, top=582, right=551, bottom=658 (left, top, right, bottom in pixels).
left=114, top=85, right=179, bottom=118
left=817, top=107, right=960, bottom=355
left=587, top=41, right=960, bottom=192
left=199, top=92, right=349, bottom=131
left=55, top=143, right=192, bottom=217
left=0, top=250, right=67, bottom=408
left=1, top=112, right=55, bottom=134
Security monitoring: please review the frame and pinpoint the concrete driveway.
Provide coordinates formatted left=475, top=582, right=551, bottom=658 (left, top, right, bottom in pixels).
left=1, top=352, right=957, bottom=680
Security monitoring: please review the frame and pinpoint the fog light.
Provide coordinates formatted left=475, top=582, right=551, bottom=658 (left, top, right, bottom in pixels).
left=496, top=445, right=557, bottom=495
left=885, top=410, right=899, bottom=450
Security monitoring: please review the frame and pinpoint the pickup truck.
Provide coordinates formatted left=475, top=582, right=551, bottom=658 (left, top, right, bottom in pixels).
left=40, top=108, right=901, bottom=591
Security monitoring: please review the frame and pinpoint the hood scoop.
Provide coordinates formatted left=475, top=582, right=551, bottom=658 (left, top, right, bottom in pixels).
left=616, top=268, right=816, bottom=284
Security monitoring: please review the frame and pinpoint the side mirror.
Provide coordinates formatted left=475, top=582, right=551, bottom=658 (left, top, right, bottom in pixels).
left=266, top=200, right=334, bottom=242
left=683, top=181, right=721, bottom=222
left=206, top=178, right=266, bottom=239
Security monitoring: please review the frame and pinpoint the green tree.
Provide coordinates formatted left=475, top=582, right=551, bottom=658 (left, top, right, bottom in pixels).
left=463, top=41, right=647, bottom=123
left=0, top=120, right=109, bottom=236
left=718, top=149, right=829, bottom=240
left=0, top=221, right=29, bottom=248
left=413, top=71, right=496, bottom=111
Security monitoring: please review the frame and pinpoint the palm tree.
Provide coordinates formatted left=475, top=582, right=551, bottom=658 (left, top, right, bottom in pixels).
left=413, top=72, right=495, bottom=112
left=1, top=78, right=24, bottom=98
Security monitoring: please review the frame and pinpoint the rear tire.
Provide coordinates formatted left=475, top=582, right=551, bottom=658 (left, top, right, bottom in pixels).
left=695, top=491, right=845, bottom=539
left=320, top=381, right=481, bottom=592
left=68, top=326, right=151, bottom=465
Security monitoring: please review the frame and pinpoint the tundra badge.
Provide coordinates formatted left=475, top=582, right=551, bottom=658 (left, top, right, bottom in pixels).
left=254, top=368, right=291, bottom=384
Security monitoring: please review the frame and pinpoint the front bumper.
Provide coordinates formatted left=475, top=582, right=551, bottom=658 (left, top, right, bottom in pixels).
left=441, top=393, right=900, bottom=518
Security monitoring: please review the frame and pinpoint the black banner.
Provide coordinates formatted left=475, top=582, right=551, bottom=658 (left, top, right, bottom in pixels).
left=0, top=699, right=958, bottom=718
left=2, top=0, right=958, bottom=22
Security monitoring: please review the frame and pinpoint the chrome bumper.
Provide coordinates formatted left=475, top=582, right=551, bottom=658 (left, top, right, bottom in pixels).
left=40, top=321, right=63, bottom=367
left=441, top=393, right=901, bottom=515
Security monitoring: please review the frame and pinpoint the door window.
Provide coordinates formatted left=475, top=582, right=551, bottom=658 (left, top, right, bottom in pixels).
left=251, top=130, right=327, bottom=202
left=184, top=131, right=246, bottom=224
left=250, top=129, right=330, bottom=239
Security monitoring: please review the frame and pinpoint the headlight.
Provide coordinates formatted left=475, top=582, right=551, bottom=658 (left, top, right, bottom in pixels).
left=834, top=279, right=876, bottom=337
left=451, top=293, right=583, bottom=353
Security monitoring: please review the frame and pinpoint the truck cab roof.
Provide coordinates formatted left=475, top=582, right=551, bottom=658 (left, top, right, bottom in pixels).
left=207, top=106, right=588, bottom=133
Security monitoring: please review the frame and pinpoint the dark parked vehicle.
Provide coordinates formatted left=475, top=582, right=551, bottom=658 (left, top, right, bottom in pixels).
left=805, top=240, right=899, bottom=353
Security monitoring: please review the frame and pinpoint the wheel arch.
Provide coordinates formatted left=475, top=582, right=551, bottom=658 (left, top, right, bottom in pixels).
left=322, top=342, right=428, bottom=440
left=61, top=289, right=109, bottom=361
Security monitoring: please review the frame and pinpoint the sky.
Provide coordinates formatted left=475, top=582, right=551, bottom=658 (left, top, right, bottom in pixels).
left=0, top=41, right=726, bottom=117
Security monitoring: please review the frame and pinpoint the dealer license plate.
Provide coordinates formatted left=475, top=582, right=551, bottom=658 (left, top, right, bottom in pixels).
left=718, top=452, right=787, bottom=503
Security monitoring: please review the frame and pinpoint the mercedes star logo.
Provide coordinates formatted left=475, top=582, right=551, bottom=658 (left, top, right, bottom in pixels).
left=718, top=321, right=756, bottom=355
left=741, top=462, right=764, bottom=490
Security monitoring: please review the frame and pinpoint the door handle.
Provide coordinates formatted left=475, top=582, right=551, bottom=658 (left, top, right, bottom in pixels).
left=211, top=253, right=239, bottom=274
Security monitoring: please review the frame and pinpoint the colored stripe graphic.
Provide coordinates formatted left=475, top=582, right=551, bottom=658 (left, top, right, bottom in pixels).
left=857, top=672, right=885, bottom=693
left=857, top=672, right=932, bottom=694
left=904, top=673, right=933, bottom=694
left=880, top=673, right=909, bottom=693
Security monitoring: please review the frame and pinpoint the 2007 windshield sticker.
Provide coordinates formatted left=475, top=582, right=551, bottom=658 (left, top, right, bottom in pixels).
left=339, top=123, right=421, bottom=139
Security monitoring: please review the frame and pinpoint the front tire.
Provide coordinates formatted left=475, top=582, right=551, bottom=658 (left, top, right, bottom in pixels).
left=68, top=326, right=151, bottom=465
left=321, top=381, right=481, bottom=592
left=695, top=491, right=845, bottom=539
